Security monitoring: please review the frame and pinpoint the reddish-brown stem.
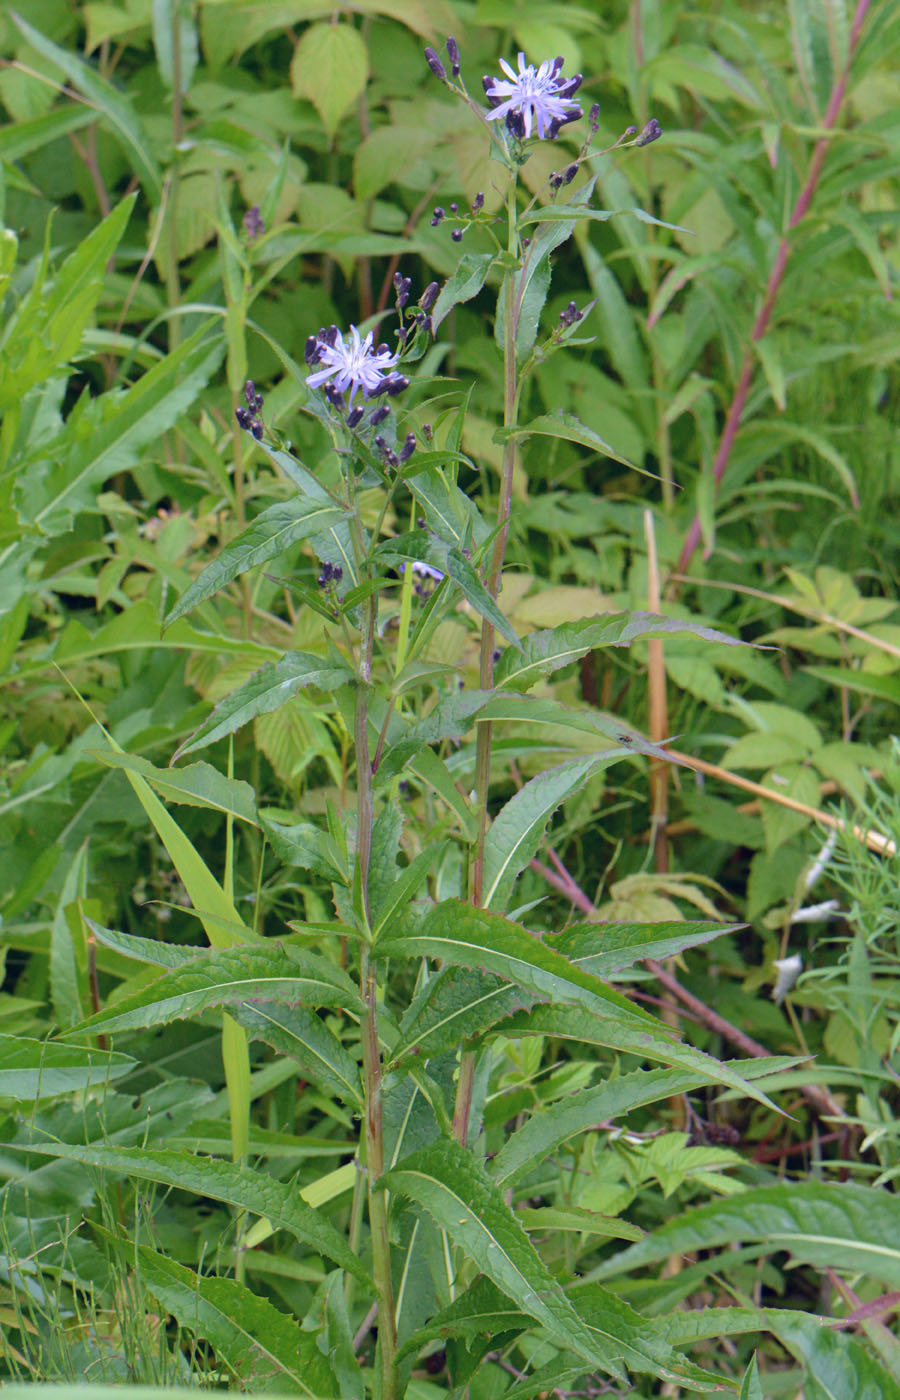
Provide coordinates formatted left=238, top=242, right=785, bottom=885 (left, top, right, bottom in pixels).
left=529, top=850, right=847, bottom=1122
left=676, top=0, right=871, bottom=574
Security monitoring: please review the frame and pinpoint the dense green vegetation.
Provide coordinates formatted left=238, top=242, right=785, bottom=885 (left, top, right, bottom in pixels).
left=2, top=0, right=900, bottom=1395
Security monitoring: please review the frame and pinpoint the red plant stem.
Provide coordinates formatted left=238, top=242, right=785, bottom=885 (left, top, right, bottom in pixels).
left=676, top=0, right=871, bottom=574
left=529, top=853, right=847, bottom=1121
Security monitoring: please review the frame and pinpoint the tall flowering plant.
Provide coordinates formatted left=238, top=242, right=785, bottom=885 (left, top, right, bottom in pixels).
left=83, top=36, right=771, bottom=1400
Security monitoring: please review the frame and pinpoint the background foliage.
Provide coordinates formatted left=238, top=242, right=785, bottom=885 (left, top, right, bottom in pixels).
left=2, top=0, right=900, bottom=1395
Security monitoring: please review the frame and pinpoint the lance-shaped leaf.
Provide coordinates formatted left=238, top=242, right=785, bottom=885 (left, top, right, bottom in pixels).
left=0, top=1035, right=134, bottom=1099
left=89, top=752, right=258, bottom=823
left=123, top=1241, right=341, bottom=1393
left=494, top=610, right=740, bottom=693
left=165, top=499, right=348, bottom=626
left=373, top=690, right=493, bottom=785
left=382, top=1140, right=714, bottom=1387
left=16, top=1143, right=370, bottom=1284
left=18, top=325, right=222, bottom=535
left=389, top=968, right=540, bottom=1068
left=496, top=411, right=642, bottom=474
left=11, top=13, right=162, bottom=198
left=518, top=205, right=689, bottom=233
left=431, top=252, right=495, bottom=330
left=492, top=1004, right=780, bottom=1112
left=61, top=943, right=364, bottom=1038
left=492, top=1059, right=799, bottom=1186
left=589, top=1180, right=900, bottom=1287
left=262, top=815, right=348, bottom=884
left=376, top=900, right=655, bottom=1025
left=481, top=754, right=631, bottom=912
left=375, top=532, right=520, bottom=648
left=548, top=920, right=740, bottom=977
left=477, top=693, right=684, bottom=763
left=257, top=440, right=358, bottom=586
left=175, top=651, right=355, bottom=758
left=87, top=917, right=201, bottom=970
left=228, top=1001, right=362, bottom=1107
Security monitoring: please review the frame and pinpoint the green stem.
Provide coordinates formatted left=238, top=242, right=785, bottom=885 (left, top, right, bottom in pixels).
left=350, top=489, right=397, bottom=1400
left=457, top=164, right=521, bottom=1146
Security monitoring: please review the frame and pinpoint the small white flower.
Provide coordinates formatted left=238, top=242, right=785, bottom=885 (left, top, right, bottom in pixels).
left=306, top=325, right=399, bottom=408
left=484, top=53, right=582, bottom=141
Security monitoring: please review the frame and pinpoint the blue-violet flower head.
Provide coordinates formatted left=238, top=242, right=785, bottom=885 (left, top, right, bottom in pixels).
left=306, top=325, right=399, bottom=408
left=484, top=53, right=582, bottom=140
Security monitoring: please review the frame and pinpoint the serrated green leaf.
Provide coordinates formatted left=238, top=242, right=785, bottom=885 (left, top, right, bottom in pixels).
left=165, top=500, right=348, bottom=625
left=494, top=611, right=738, bottom=692
left=389, top=967, right=539, bottom=1067
left=0, top=1035, right=134, bottom=1098
left=61, top=943, right=364, bottom=1037
left=261, top=815, right=348, bottom=883
left=88, top=751, right=258, bottom=823
left=128, top=1239, right=339, bottom=1393
left=771, top=1312, right=900, bottom=1400
left=228, top=1001, right=362, bottom=1107
left=548, top=921, right=740, bottom=976
left=431, top=252, right=495, bottom=331
left=16, top=1142, right=370, bottom=1284
left=87, top=919, right=200, bottom=970
left=376, top=899, right=655, bottom=1024
left=256, top=441, right=358, bottom=586
left=383, top=1139, right=713, bottom=1386
left=175, top=652, right=354, bottom=758
left=588, top=1181, right=900, bottom=1287
left=481, top=754, right=624, bottom=911
left=498, top=410, right=639, bottom=473
left=493, top=1003, right=780, bottom=1112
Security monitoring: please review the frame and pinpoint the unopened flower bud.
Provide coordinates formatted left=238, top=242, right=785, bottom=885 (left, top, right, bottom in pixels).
left=251, top=419, right=263, bottom=440
left=550, top=171, right=563, bottom=190
left=623, top=124, right=637, bottom=137
left=235, top=405, right=252, bottom=429
left=424, top=46, right=447, bottom=81
left=347, top=406, right=364, bottom=428
left=243, top=205, right=264, bottom=239
left=472, top=191, right=484, bottom=212
left=590, top=103, right=601, bottom=131
left=244, top=380, right=256, bottom=405
left=446, top=36, right=460, bottom=76
left=637, top=117, right=662, bottom=147
left=369, top=405, right=390, bottom=426
left=557, top=74, right=583, bottom=98
left=564, top=163, right=578, bottom=184
left=430, top=206, right=445, bottom=227
left=451, top=228, right=463, bottom=242
left=399, top=432, right=417, bottom=463
left=420, top=281, right=439, bottom=312
left=386, top=375, right=409, bottom=397
left=482, top=75, right=502, bottom=108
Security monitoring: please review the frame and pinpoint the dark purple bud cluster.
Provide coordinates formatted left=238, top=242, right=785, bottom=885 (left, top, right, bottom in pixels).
left=559, top=300, right=583, bottom=327
left=422, top=424, right=433, bottom=442
left=589, top=103, right=600, bottom=133
left=550, top=163, right=579, bottom=190
left=317, top=561, right=343, bottom=589
left=446, top=36, right=461, bottom=77
left=430, top=206, right=445, bottom=227
left=420, top=282, right=439, bottom=312
left=243, top=205, right=264, bottom=239
left=323, top=382, right=345, bottom=410
left=505, top=110, right=526, bottom=140
left=546, top=108, right=583, bottom=140
left=374, top=434, right=400, bottom=468
left=472, top=191, right=484, bottom=212
left=304, top=334, right=321, bottom=365
left=394, top=270, right=413, bottom=308
left=369, top=405, right=390, bottom=427
left=424, top=46, right=447, bottom=82
left=370, top=374, right=410, bottom=398
left=451, top=229, right=463, bottom=243
left=347, top=405, right=365, bottom=429
left=637, top=117, right=662, bottom=147
left=399, top=432, right=417, bottom=463
left=235, top=380, right=265, bottom=439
